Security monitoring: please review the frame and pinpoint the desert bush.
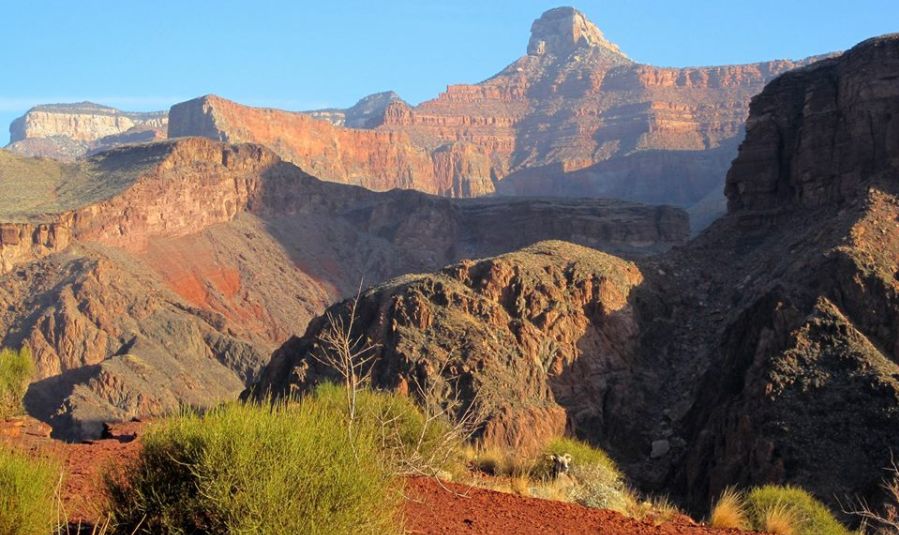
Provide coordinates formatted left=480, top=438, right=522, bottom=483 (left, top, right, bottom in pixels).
left=710, top=487, right=750, bottom=530
left=0, top=447, right=60, bottom=535
left=746, top=485, right=849, bottom=535
left=105, top=391, right=403, bottom=535
left=761, top=503, right=801, bottom=535
left=0, top=347, right=34, bottom=419
left=628, top=495, right=686, bottom=526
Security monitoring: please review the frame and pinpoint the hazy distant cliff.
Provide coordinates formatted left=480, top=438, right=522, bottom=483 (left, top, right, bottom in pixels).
left=6, top=102, right=167, bottom=161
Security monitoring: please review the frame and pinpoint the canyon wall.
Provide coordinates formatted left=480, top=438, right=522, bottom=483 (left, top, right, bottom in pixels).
left=166, top=7, right=822, bottom=229
left=0, top=137, right=687, bottom=438
left=6, top=8, right=829, bottom=229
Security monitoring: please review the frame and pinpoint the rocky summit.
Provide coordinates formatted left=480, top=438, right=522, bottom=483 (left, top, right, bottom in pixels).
left=249, top=34, right=899, bottom=515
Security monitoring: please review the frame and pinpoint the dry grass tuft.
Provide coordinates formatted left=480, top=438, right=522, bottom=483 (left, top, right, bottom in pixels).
left=510, top=476, right=530, bottom=496
left=710, top=487, right=750, bottom=530
left=763, top=503, right=799, bottom=535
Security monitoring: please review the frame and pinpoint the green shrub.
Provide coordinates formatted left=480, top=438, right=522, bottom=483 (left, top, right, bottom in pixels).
left=0, top=347, right=34, bottom=419
left=105, top=390, right=403, bottom=534
left=746, top=485, right=849, bottom=535
left=0, top=447, right=60, bottom=535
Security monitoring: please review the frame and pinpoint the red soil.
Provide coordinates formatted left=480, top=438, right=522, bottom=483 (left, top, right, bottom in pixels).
left=3, top=418, right=760, bottom=534
left=404, top=477, right=759, bottom=535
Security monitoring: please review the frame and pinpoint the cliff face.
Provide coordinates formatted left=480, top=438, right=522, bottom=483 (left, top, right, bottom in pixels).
left=725, top=35, right=899, bottom=211
left=6, top=102, right=168, bottom=161
left=0, top=137, right=686, bottom=438
left=248, top=35, right=899, bottom=517
left=168, top=95, right=495, bottom=196
left=165, top=8, right=821, bottom=228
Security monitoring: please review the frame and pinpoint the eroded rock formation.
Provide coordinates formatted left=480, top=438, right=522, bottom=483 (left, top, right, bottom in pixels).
left=249, top=241, right=644, bottom=455
left=6, top=103, right=167, bottom=161
left=0, top=137, right=686, bottom=438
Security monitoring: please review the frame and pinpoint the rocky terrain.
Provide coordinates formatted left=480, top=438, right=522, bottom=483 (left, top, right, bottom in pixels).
left=6, top=102, right=167, bottom=161
left=166, top=7, right=824, bottom=230
left=249, top=33, right=899, bottom=516
left=0, top=136, right=686, bottom=438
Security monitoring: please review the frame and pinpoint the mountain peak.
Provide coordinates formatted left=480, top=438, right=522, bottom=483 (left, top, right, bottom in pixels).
left=527, top=7, right=628, bottom=59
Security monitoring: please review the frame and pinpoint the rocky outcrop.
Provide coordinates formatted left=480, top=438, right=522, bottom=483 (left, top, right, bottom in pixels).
left=249, top=241, right=644, bottom=455
left=162, top=8, right=823, bottom=229
left=527, top=6, right=628, bottom=58
left=0, top=137, right=687, bottom=438
left=0, top=222, right=71, bottom=273
left=6, top=103, right=167, bottom=161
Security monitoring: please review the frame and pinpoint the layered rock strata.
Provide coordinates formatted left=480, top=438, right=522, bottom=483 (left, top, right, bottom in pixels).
left=0, top=137, right=686, bottom=438
left=6, top=102, right=167, bottom=160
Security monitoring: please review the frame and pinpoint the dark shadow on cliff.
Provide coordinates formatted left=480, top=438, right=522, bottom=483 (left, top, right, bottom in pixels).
left=253, top=161, right=689, bottom=304
left=547, top=176, right=899, bottom=518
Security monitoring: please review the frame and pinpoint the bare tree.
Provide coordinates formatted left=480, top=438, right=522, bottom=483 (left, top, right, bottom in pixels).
left=311, top=281, right=487, bottom=481
left=841, top=453, right=899, bottom=534
left=311, top=282, right=379, bottom=436
left=384, top=358, right=487, bottom=478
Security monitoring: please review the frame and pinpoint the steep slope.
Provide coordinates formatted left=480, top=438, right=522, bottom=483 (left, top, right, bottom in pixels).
left=6, top=102, right=167, bottom=161
left=0, top=137, right=686, bottom=438
left=249, top=34, right=899, bottom=515
left=167, top=7, right=821, bottom=228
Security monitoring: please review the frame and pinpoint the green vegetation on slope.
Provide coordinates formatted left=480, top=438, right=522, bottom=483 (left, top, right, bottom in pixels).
left=710, top=485, right=849, bottom=535
left=0, top=145, right=165, bottom=222
left=0, top=347, right=34, bottom=419
left=104, top=384, right=464, bottom=534
left=0, top=447, right=60, bottom=535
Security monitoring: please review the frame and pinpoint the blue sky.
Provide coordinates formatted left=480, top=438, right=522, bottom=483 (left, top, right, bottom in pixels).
left=2, top=1, right=897, bottom=145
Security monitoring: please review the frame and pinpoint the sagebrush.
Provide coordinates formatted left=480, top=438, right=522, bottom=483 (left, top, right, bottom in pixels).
left=0, top=347, right=34, bottom=419
left=105, top=388, right=411, bottom=535
left=0, top=447, right=59, bottom=535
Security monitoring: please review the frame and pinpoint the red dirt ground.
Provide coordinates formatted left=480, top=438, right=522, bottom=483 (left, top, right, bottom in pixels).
left=2, top=418, right=762, bottom=534
left=404, top=477, right=759, bottom=535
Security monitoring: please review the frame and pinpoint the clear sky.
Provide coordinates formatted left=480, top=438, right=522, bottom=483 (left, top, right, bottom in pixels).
left=2, top=0, right=897, bottom=145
